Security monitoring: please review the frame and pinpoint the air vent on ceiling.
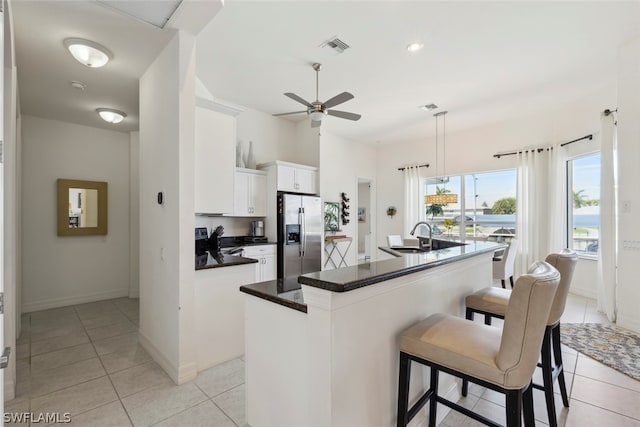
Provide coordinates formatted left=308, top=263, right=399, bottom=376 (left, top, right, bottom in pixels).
left=321, top=36, right=350, bottom=54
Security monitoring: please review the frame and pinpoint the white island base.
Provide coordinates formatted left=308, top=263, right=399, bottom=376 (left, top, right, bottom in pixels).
left=244, top=251, right=494, bottom=427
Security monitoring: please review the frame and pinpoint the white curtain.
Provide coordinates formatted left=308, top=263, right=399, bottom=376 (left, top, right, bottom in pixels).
left=403, top=166, right=422, bottom=238
left=515, top=147, right=565, bottom=275
left=597, top=113, right=617, bottom=321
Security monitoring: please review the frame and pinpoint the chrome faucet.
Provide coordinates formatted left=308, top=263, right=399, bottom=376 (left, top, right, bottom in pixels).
left=410, top=221, right=433, bottom=250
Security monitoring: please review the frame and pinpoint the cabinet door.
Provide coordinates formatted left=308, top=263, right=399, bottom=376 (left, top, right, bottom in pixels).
left=194, top=107, right=235, bottom=214
left=234, top=171, right=251, bottom=216
left=277, top=165, right=297, bottom=192
left=295, top=169, right=317, bottom=194
left=250, top=173, right=267, bottom=216
left=261, top=254, right=276, bottom=281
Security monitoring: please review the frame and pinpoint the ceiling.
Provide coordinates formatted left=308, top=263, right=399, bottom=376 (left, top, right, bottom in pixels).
left=11, top=1, right=640, bottom=142
left=196, top=1, right=640, bottom=144
left=12, top=1, right=175, bottom=132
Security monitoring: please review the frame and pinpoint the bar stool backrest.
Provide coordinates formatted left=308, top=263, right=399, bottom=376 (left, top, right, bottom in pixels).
left=493, top=239, right=519, bottom=280
left=496, top=261, right=560, bottom=389
left=545, top=249, right=578, bottom=326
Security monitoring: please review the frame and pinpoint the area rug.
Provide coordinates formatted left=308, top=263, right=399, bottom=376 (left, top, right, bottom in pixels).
left=561, top=323, right=640, bottom=381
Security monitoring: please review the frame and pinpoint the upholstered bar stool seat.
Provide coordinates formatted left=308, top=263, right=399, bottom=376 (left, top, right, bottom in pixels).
left=463, top=249, right=578, bottom=427
left=397, top=261, right=560, bottom=427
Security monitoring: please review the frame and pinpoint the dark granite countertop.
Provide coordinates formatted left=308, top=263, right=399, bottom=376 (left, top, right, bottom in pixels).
left=299, top=239, right=504, bottom=292
left=195, top=251, right=259, bottom=270
left=239, top=239, right=505, bottom=312
left=239, top=277, right=306, bottom=313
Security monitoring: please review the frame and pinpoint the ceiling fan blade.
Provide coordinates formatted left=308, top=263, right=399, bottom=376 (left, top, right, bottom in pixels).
left=322, top=92, right=354, bottom=109
left=327, top=110, right=362, bottom=121
left=284, top=92, right=314, bottom=108
left=272, top=111, right=307, bottom=117
left=311, top=120, right=322, bottom=128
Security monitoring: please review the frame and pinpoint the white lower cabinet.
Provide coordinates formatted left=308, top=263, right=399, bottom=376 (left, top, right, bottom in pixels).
left=242, top=244, right=276, bottom=282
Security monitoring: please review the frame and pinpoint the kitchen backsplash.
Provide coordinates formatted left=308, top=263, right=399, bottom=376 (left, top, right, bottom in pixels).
left=195, top=216, right=265, bottom=237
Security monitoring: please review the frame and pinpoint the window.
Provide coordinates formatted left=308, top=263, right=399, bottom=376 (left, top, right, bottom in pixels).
left=421, top=169, right=517, bottom=241
left=567, top=152, right=601, bottom=256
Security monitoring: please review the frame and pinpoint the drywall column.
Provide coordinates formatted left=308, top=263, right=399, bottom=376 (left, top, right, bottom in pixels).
left=616, top=37, right=640, bottom=332
left=138, top=31, right=197, bottom=384
left=129, top=131, right=140, bottom=298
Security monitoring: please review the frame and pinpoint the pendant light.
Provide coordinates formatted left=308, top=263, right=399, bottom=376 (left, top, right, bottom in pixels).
left=425, top=111, right=458, bottom=205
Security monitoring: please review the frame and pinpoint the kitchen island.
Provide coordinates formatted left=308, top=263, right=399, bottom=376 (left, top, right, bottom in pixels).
left=241, top=239, right=503, bottom=427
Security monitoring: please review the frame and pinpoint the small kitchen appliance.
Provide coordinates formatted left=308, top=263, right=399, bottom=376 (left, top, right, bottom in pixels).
left=249, top=220, right=265, bottom=237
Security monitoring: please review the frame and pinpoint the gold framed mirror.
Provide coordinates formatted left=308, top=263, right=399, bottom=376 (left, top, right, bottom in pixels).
left=57, top=179, right=108, bottom=236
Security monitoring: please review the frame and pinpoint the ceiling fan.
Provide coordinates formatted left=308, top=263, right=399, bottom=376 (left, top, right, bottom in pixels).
left=273, top=62, right=361, bottom=128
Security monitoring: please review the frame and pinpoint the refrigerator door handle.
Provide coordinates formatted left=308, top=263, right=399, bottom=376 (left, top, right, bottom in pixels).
left=298, top=208, right=303, bottom=257
left=300, top=208, right=306, bottom=257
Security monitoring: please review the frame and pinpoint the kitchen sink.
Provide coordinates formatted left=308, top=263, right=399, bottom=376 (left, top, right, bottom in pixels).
left=389, top=246, right=430, bottom=253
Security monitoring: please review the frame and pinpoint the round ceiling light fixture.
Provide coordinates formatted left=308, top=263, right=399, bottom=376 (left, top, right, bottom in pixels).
left=407, top=42, right=424, bottom=53
left=64, top=38, right=112, bottom=68
left=70, top=81, right=87, bottom=91
left=96, top=108, right=126, bottom=124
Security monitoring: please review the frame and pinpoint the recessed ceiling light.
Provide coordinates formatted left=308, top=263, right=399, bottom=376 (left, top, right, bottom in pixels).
left=420, top=104, right=438, bottom=111
left=407, top=42, right=424, bottom=52
left=64, top=38, right=112, bottom=68
left=96, top=108, right=126, bottom=124
left=70, top=81, right=87, bottom=91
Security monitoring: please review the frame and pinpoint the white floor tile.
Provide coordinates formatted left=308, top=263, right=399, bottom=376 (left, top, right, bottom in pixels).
left=575, top=354, right=640, bottom=393
left=572, top=374, right=640, bottom=421
left=121, top=382, right=207, bottom=427
left=30, top=376, right=118, bottom=418
left=154, top=400, right=236, bottom=427
left=86, top=319, right=137, bottom=341
left=109, top=361, right=172, bottom=398
left=51, top=401, right=132, bottom=427
left=212, top=384, right=246, bottom=426
left=93, top=332, right=139, bottom=356
left=99, top=344, right=152, bottom=374
left=195, top=358, right=244, bottom=398
left=81, top=311, right=131, bottom=330
left=29, top=357, right=106, bottom=397
left=562, top=397, right=640, bottom=427
left=30, top=331, right=90, bottom=356
left=31, top=343, right=97, bottom=373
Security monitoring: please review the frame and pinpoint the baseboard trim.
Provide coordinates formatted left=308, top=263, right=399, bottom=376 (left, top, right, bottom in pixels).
left=616, top=314, right=640, bottom=333
left=569, top=287, right=597, bottom=300
left=22, top=288, right=129, bottom=313
left=138, top=331, right=197, bottom=385
left=128, top=289, right=140, bottom=299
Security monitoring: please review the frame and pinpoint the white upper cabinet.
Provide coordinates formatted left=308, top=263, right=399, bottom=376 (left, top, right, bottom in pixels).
left=263, top=161, right=318, bottom=194
left=194, top=102, right=237, bottom=214
left=234, top=168, right=267, bottom=216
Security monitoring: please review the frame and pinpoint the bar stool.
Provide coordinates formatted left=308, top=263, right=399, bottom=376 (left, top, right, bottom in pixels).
left=463, top=250, right=578, bottom=427
left=397, top=261, right=560, bottom=427
left=494, top=239, right=519, bottom=288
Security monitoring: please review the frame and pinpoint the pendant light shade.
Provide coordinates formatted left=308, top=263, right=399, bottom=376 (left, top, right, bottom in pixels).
left=425, top=111, right=459, bottom=205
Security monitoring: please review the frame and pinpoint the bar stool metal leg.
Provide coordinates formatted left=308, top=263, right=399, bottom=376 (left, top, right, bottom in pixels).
left=505, top=389, right=523, bottom=427
left=540, top=327, right=558, bottom=427
left=523, top=383, right=535, bottom=427
left=552, top=323, right=570, bottom=407
left=397, top=353, right=411, bottom=427
left=428, top=368, right=439, bottom=427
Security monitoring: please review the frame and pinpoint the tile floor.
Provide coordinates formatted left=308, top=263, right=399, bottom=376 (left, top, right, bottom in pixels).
left=6, top=294, right=640, bottom=426
left=8, top=298, right=245, bottom=427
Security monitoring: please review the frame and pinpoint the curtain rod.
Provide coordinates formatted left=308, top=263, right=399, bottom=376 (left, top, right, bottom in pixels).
left=493, top=134, right=593, bottom=159
left=397, top=164, right=430, bottom=171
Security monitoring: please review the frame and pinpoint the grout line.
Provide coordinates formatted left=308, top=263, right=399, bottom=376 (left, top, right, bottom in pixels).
left=572, top=371, right=640, bottom=395
left=210, top=397, right=241, bottom=427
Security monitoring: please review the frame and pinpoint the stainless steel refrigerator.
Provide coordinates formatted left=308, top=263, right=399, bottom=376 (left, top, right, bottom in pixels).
left=277, top=192, right=322, bottom=279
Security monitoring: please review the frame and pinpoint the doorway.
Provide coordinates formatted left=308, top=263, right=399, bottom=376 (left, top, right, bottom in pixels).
left=356, top=178, right=375, bottom=264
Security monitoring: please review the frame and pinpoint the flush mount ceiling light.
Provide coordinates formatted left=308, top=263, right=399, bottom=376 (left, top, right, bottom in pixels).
left=425, top=111, right=459, bottom=205
left=421, top=104, right=438, bottom=111
left=64, top=38, right=112, bottom=68
left=407, top=42, right=424, bottom=52
left=96, top=108, right=126, bottom=124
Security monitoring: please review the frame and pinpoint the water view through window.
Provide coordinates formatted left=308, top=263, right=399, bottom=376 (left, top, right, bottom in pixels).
left=421, top=169, right=517, bottom=241
left=568, top=152, right=601, bottom=256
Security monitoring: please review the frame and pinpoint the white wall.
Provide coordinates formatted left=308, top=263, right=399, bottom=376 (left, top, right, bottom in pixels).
left=319, top=131, right=377, bottom=266
left=20, top=116, right=130, bottom=312
left=129, top=131, right=139, bottom=298
left=236, top=108, right=298, bottom=165
left=139, top=31, right=198, bottom=384
left=616, top=37, right=640, bottom=332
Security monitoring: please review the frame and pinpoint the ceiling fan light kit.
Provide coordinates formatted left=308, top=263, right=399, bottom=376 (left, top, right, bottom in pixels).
left=273, top=62, right=362, bottom=127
